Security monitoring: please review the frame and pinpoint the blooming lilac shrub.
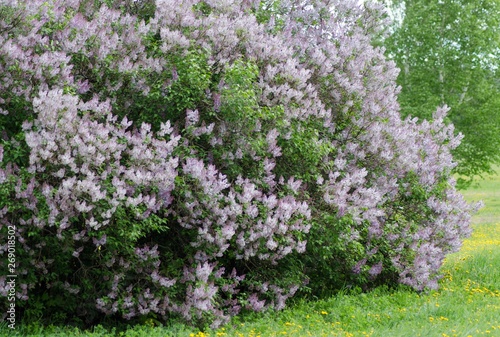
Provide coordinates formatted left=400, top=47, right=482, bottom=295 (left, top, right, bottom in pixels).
left=0, top=0, right=478, bottom=328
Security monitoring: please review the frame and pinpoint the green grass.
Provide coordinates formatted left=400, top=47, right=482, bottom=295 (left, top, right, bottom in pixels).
left=3, top=172, right=500, bottom=337
left=461, top=169, right=500, bottom=226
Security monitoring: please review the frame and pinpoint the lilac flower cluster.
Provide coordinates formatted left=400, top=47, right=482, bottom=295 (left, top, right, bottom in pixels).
left=0, top=0, right=478, bottom=327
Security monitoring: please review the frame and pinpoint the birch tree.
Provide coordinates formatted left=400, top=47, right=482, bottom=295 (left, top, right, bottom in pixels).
left=384, top=0, right=500, bottom=187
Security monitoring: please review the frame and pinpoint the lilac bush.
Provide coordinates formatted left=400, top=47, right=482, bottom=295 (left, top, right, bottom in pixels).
left=0, top=0, right=478, bottom=327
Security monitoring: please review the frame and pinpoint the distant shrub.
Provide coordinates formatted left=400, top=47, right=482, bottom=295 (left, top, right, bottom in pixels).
left=0, top=0, right=477, bottom=328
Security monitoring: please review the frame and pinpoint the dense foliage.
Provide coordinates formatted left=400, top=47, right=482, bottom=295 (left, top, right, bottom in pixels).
left=0, top=0, right=477, bottom=328
left=382, top=0, right=500, bottom=187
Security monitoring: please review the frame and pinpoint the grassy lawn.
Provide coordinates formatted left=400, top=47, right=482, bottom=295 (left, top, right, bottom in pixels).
left=3, top=172, right=500, bottom=337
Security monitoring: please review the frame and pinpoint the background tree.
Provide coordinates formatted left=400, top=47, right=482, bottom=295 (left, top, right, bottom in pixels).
left=383, top=0, right=500, bottom=187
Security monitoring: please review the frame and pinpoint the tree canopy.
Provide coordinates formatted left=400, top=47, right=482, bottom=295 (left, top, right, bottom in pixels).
left=383, top=0, right=500, bottom=187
